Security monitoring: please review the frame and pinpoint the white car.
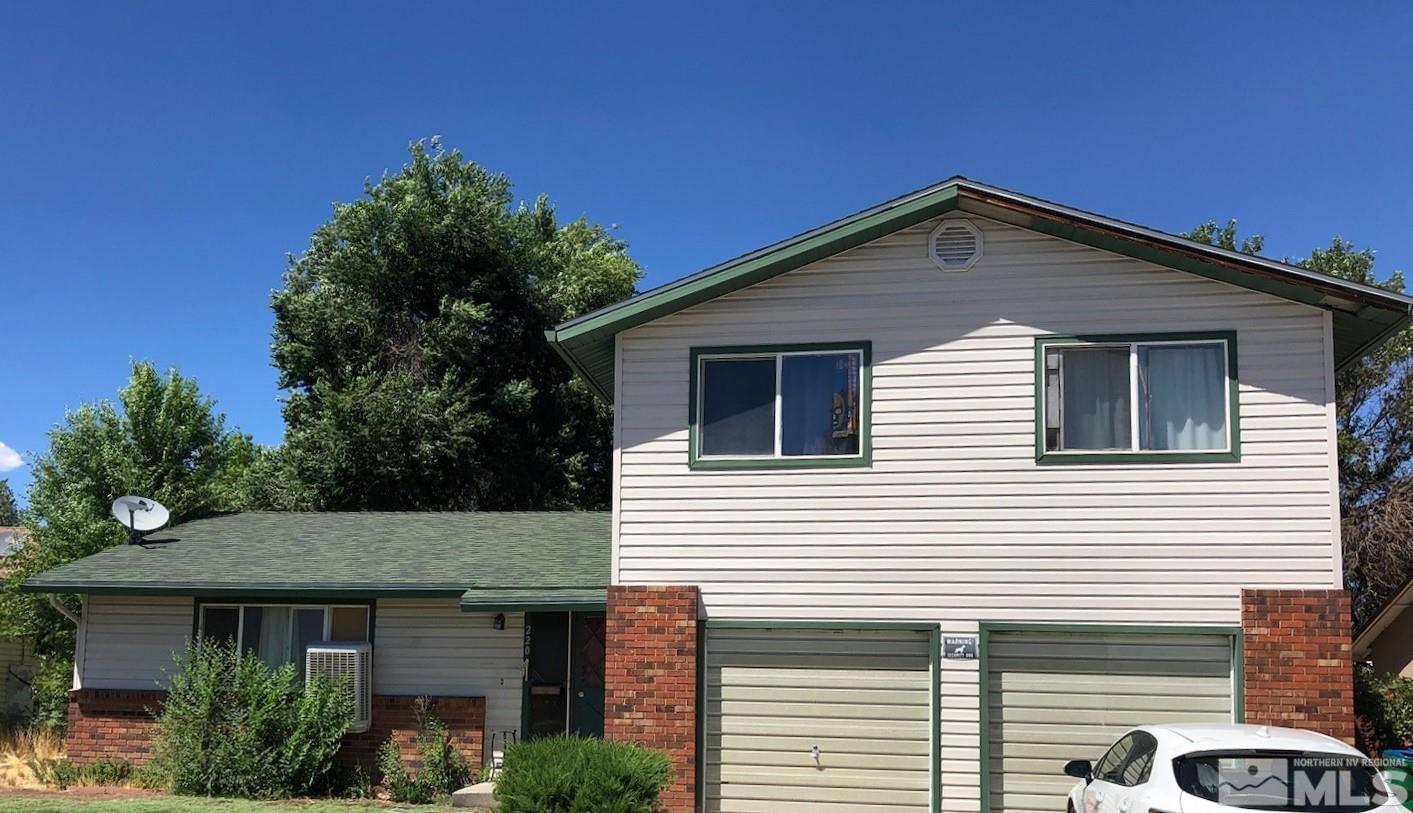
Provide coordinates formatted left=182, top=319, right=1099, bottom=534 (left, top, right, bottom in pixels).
left=1064, top=724, right=1402, bottom=813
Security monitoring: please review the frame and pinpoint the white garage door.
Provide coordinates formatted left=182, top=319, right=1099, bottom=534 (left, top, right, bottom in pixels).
left=987, top=629, right=1235, bottom=813
left=704, top=626, right=935, bottom=813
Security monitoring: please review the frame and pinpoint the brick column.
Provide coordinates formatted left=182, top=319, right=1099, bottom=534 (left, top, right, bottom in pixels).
left=1241, top=588, right=1354, bottom=742
left=67, top=688, right=166, bottom=765
left=605, top=585, right=700, bottom=813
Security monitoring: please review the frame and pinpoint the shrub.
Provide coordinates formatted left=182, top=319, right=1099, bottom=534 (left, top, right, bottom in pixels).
left=377, top=699, right=473, bottom=803
left=494, top=735, right=671, bottom=813
left=28, top=757, right=132, bottom=789
left=146, top=637, right=353, bottom=798
left=1356, top=663, right=1413, bottom=754
left=27, top=656, right=73, bottom=732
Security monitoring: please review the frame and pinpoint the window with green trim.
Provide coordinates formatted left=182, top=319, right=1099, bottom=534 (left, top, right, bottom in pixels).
left=198, top=603, right=369, bottom=675
left=1037, top=333, right=1238, bottom=463
left=691, top=343, right=869, bottom=468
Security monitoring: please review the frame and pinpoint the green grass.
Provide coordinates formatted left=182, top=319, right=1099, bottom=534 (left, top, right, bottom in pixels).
left=0, top=795, right=461, bottom=813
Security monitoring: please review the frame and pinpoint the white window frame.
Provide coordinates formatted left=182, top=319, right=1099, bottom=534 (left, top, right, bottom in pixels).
left=1043, top=337, right=1233, bottom=456
left=197, top=603, right=370, bottom=656
left=695, top=347, right=867, bottom=461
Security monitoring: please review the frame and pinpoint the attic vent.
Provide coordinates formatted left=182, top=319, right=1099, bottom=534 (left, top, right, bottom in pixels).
left=929, top=219, right=983, bottom=271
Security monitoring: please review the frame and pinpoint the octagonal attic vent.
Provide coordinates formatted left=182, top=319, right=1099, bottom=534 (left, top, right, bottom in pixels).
left=929, top=219, right=983, bottom=271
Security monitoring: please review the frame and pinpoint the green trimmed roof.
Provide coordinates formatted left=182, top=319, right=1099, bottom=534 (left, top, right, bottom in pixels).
left=460, top=586, right=607, bottom=612
left=548, top=177, right=1413, bottom=402
left=22, top=511, right=609, bottom=598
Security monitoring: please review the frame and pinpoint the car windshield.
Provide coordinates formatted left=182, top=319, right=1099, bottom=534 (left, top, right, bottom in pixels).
left=1174, top=750, right=1392, bottom=812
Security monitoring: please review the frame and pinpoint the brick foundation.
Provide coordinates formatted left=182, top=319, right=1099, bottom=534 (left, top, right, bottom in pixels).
left=605, top=585, right=699, bottom=813
left=337, top=695, right=487, bottom=773
left=67, top=688, right=166, bottom=765
left=66, top=689, right=486, bottom=772
left=1241, top=588, right=1354, bottom=742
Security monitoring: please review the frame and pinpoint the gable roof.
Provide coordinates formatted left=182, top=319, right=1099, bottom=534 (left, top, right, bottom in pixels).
left=548, top=177, right=1413, bottom=402
left=21, top=511, right=609, bottom=599
left=1354, top=578, right=1413, bottom=659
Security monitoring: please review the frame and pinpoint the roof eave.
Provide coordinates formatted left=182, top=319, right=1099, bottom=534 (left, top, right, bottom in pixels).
left=547, top=178, right=1413, bottom=400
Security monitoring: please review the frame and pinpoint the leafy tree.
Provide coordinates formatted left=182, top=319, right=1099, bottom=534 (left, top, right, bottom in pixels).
left=268, top=139, right=640, bottom=511
left=1186, top=221, right=1413, bottom=625
left=0, top=479, right=17, bottom=526
left=1, top=362, right=259, bottom=662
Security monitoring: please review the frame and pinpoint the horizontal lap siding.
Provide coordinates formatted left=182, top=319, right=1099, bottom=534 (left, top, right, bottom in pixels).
left=616, top=215, right=1338, bottom=625
left=373, top=599, right=524, bottom=740
left=81, top=596, right=192, bottom=689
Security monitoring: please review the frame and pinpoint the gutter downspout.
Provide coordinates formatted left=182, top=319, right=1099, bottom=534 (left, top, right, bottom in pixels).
left=47, top=593, right=81, bottom=626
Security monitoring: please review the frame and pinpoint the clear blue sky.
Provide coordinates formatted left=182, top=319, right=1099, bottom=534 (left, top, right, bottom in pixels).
left=3, top=3, right=1411, bottom=504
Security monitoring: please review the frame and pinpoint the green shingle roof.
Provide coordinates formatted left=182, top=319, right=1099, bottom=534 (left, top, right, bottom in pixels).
left=548, top=177, right=1413, bottom=402
left=22, top=511, right=610, bottom=599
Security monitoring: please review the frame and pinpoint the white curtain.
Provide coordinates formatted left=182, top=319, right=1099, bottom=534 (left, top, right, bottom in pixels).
left=255, top=607, right=292, bottom=669
left=1140, top=344, right=1226, bottom=450
left=1060, top=347, right=1131, bottom=450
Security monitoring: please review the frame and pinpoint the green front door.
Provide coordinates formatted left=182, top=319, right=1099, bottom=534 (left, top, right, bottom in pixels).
left=570, top=612, right=606, bottom=738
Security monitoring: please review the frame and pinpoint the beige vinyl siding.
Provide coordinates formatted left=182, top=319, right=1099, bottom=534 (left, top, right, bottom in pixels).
left=79, top=595, right=192, bottom=689
left=615, top=214, right=1340, bottom=625
left=373, top=599, right=524, bottom=741
left=986, top=630, right=1234, bottom=813
left=704, top=627, right=934, bottom=813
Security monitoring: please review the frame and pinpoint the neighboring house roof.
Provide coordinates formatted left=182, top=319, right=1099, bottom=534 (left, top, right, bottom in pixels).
left=21, top=511, right=610, bottom=603
left=547, top=177, right=1413, bottom=402
left=1354, top=579, right=1413, bottom=659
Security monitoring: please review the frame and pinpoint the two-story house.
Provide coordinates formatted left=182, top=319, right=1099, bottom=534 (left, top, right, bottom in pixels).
left=27, top=178, right=1412, bottom=813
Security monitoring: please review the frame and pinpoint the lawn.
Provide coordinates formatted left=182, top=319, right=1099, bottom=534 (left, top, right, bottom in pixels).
left=0, top=789, right=463, bottom=813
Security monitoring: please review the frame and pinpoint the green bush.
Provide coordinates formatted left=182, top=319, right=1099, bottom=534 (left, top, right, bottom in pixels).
left=1356, top=663, right=1413, bottom=753
left=28, top=757, right=133, bottom=789
left=146, top=638, right=354, bottom=798
left=494, top=735, right=671, bottom=813
left=377, top=699, right=474, bottom=803
left=28, top=655, right=74, bottom=731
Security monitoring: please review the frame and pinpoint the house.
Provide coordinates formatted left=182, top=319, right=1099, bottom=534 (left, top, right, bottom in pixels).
left=25, top=178, right=1413, bottom=813
left=1, top=525, right=35, bottom=722
left=23, top=512, right=609, bottom=765
left=1354, top=580, right=1413, bottom=677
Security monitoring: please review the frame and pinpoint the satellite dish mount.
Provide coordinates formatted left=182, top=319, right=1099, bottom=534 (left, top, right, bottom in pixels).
left=111, top=496, right=170, bottom=544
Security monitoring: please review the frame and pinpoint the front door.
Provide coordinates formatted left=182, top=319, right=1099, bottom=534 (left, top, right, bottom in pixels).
left=524, top=612, right=569, bottom=739
left=570, top=612, right=606, bottom=738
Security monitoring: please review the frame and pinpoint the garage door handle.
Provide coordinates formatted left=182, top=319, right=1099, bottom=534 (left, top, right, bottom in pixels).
left=811, top=745, right=821, bottom=760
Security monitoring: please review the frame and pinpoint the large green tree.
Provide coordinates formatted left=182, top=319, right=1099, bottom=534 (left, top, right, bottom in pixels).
left=1, top=362, right=259, bottom=658
left=267, top=140, right=640, bottom=511
left=0, top=479, right=17, bottom=525
left=1186, top=221, right=1413, bottom=625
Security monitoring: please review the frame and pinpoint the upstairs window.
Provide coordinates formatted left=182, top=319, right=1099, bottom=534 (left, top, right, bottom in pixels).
left=692, top=344, right=870, bottom=468
left=1038, top=333, right=1238, bottom=463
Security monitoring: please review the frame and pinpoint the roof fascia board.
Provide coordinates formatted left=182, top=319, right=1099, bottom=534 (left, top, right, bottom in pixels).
left=20, top=581, right=470, bottom=598
left=1354, top=580, right=1413, bottom=657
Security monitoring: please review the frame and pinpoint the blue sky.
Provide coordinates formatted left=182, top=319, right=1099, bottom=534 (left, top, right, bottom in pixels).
left=2, top=3, right=1411, bottom=505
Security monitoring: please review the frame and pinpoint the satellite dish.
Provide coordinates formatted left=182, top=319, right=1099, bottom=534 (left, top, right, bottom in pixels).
left=111, top=495, right=170, bottom=543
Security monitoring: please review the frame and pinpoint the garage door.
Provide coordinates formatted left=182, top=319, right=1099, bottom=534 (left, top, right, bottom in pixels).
left=704, top=626, right=935, bottom=813
left=987, top=629, right=1235, bottom=813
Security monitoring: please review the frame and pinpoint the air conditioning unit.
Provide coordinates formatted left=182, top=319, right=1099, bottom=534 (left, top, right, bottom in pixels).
left=305, top=642, right=373, bottom=733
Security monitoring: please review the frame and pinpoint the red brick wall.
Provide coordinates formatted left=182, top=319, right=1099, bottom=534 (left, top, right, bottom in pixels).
left=339, top=695, right=486, bottom=773
left=67, top=688, right=166, bottom=765
left=605, top=585, right=699, bottom=813
left=67, top=689, right=485, bottom=772
left=1241, top=588, right=1354, bottom=742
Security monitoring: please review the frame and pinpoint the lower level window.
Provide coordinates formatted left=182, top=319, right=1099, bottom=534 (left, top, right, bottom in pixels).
left=198, top=604, right=370, bottom=674
left=1041, top=334, right=1234, bottom=458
